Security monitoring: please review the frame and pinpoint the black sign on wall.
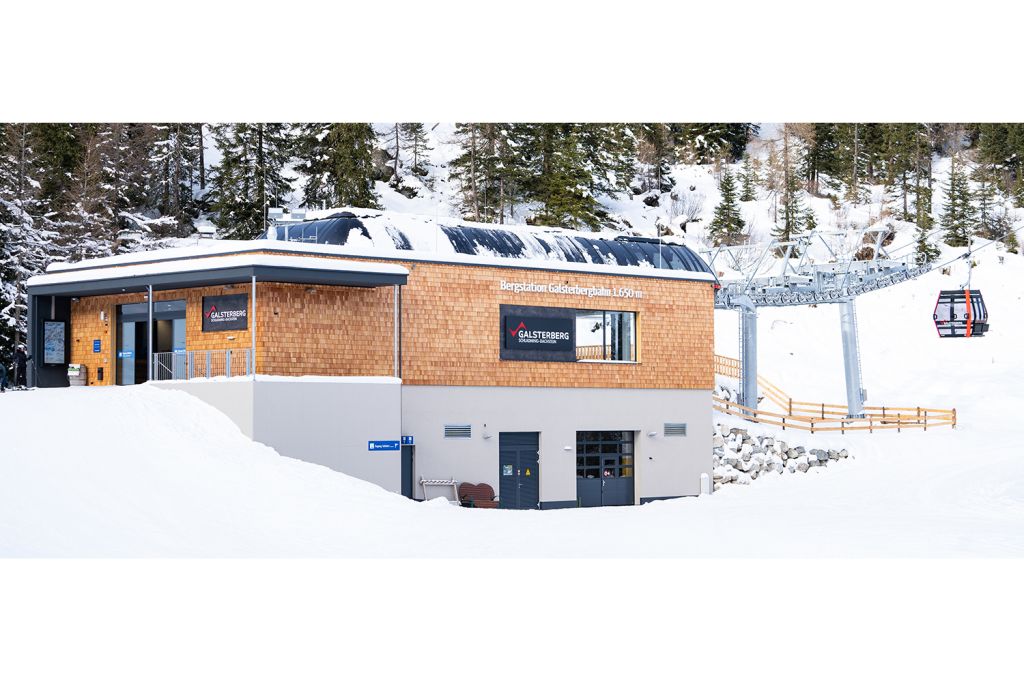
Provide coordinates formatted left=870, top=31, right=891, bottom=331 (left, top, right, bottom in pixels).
left=202, top=294, right=249, bottom=332
left=500, top=305, right=576, bottom=362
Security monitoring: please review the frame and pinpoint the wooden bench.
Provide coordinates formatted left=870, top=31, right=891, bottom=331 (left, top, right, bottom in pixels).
left=458, top=483, right=498, bottom=509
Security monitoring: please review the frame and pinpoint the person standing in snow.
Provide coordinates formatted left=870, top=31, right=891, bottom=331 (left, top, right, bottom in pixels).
left=0, top=354, right=7, bottom=392
left=13, top=343, right=30, bottom=389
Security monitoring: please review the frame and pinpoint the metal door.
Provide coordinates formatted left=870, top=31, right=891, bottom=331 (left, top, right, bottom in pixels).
left=401, top=445, right=414, bottom=498
left=498, top=432, right=539, bottom=510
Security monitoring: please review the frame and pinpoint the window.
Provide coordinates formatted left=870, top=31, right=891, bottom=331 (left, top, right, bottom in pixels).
left=576, top=431, right=634, bottom=479
left=575, top=310, right=636, bottom=362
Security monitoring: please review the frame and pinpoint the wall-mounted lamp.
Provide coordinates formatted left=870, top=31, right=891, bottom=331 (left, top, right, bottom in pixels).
left=563, top=446, right=573, bottom=451
left=99, top=310, right=107, bottom=322
left=647, top=431, right=658, bottom=438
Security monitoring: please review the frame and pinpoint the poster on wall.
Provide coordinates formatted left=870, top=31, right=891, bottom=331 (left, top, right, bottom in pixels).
left=202, top=294, right=249, bottom=332
left=43, top=320, right=67, bottom=365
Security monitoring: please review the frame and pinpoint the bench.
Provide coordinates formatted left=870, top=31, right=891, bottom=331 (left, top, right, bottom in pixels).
left=458, top=483, right=498, bottom=509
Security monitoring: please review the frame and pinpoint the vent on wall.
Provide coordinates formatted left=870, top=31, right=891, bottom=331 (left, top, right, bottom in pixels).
left=444, top=424, right=472, bottom=438
left=664, top=423, right=688, bottom=437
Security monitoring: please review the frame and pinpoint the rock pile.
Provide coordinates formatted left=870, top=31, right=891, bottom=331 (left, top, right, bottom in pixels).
left=712, top=423, right=852, bottom=491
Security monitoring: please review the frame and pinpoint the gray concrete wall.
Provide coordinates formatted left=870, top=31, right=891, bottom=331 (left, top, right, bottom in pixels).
left=155, top=379, right=402, bottom=493
left=252, top=380, right=402, bottom=493
left=401, top=386, right=711, bottom=504
left=155, top=380, right=255, bottom=438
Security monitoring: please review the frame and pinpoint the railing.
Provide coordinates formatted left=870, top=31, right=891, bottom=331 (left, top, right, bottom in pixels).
left=152, top=349, right=254, bottom=381
left=576, top=344, right=606, bottom=361
left=712, top=354, right=957, bottom=432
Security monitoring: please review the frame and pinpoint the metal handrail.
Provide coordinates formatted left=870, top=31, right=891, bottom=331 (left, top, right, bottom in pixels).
left=151, top=349, right=253, bottom=381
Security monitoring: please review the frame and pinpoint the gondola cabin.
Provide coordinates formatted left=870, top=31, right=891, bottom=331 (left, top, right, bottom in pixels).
left=934, top=289, right=989, bottom=337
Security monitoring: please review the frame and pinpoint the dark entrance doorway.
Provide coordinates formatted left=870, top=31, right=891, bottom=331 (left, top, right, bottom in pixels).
left=401, top=445, right=415, bottom=498
left=116, top=300, right=186, bottom=385
left=498, top=432, right=539, bottom=510
left=576, top=431, right=635, bottom=507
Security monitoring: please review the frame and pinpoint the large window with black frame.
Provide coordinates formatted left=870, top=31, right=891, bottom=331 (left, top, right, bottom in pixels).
left=575, top=310, right=636, bottom=362
left=577, top=433, right=634, bottom=479
left=576, top=431, right=636, bottom=506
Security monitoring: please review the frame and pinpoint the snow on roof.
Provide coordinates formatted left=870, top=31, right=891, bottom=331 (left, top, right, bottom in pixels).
left=28, top=253, right=408, bottom=288
left=47, top=208, right=716, bottom=283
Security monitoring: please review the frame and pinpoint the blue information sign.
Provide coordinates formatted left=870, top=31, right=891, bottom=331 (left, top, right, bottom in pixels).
left=368, top=440, right=400, bottom=452
left=93, top=339, right=101, bottom=353
left=117, top=349, right=134, bottom=359
left=401, top=436, right=414, bottom=446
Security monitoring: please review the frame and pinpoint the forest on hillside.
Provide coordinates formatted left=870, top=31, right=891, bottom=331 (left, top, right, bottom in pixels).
left=3, top=122, right=1024, bottom=349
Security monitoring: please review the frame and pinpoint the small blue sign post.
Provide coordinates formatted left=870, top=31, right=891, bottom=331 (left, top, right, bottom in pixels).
left=368, top=440, right=400, bottom=452
left=93, top=339, right=101, bottom=353
left=401, top=436, right=414, bottom=446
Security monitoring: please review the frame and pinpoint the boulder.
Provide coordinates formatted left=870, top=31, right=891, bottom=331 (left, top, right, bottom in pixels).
left=713, top=435, right=726, bottom=448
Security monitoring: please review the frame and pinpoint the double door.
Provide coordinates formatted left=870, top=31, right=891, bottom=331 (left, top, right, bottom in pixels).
left=498, top=432, right=539, bottom=510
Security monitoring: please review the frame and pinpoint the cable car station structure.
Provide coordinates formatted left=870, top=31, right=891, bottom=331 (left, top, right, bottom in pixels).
left=705, top=227, right=966, bottom=419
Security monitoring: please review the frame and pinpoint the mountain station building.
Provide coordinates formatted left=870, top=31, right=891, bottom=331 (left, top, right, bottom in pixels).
left=25, top=210, right=717, bottom=509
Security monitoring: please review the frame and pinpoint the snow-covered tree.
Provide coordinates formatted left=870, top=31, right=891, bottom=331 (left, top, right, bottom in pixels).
left=208, top=123, right=294, bottom=239
left=708, top=168, right=745, bottom=245
left=295, top=123, right=380, bottom=212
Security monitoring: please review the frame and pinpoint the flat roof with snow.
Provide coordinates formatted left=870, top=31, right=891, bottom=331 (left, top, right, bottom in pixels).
left=27, top=253, right=409, bottom=297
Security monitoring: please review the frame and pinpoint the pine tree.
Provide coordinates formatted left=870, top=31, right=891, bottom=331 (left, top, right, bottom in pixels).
left=773, top=124, right=809, bottom=243
left=381, top=123, right=402, bottom=184
left=295, top=123, right=380, bottom=212
left=739, top=154, right=758, bottom=201
left=708, top=168, right=745, bottom=245
left=834, top=123, right=868, bottom=203
left=941, top=153, right=975, bottom=247
left=209, top=123, right=294, bottom=240
left=0, top=123, right=62, bottom=348
left=521, top=123, right=606, bottom=229
left=632, top=124, right=674, bottom=194
left=399, top=123, right=432, bottom=177
left=1005, top=229, right=1019, bottom=254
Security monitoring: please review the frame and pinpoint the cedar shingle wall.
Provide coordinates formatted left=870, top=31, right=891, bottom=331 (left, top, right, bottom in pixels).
left=69, top=285, right=253, bottom=386
left=68, top=256, right=715, bottom=390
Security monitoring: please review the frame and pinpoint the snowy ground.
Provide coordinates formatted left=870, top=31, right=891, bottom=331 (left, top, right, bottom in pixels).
left=3, top=240, right=1023, bottom=557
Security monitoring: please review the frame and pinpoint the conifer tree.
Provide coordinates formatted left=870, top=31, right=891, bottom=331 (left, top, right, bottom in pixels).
left=1005, top=229, right=1019, bottom=254
left=0, top=123, right=61, bottom=348
left=632, top=124, right=674, bottom=193
left=941, top=153, right=976, bottom=247
left=399, top=123, right=432, bottom=176
left=295, top=123, right=380, bottom=212
left=708, top=168, right=744, bottom=245
left=739, top=154, right=758, bottom=201
left=773, top=124, right=808, bottom=243
left=209, top=123, right=294, bottom=240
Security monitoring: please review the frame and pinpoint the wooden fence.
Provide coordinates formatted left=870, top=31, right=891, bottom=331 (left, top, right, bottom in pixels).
left=713, top=354, right=956, bottom=433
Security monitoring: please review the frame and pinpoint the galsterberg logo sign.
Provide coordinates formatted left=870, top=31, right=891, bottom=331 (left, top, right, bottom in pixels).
left=202, top=294, right=249, bottom=332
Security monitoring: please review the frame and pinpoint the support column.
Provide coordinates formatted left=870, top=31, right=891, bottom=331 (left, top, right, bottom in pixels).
left=738, top=302, right=758, bottom=416
left=26, top=292, right=35, bottom=388
left=839, top=298, right=865, bottom=418
left=147, top=284, right=153, bottom=382
left=393, top=284, right=400, bottom=378
left=251, top=276, right=257, bottom=380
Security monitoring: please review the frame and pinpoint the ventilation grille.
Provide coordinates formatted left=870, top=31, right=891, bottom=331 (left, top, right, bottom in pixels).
left=444, top=424, right=472, bottom=438
left=664, top=423, right=688, bottom=437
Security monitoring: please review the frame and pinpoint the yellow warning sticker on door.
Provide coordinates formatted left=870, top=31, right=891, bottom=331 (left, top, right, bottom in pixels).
left=525, top=468, right=531, bottom=476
